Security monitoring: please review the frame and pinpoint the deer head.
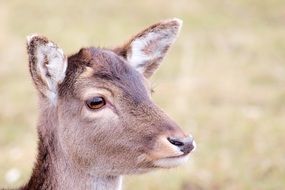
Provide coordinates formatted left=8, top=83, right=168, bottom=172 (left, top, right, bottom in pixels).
left=26, top=18, right=195, bottom=177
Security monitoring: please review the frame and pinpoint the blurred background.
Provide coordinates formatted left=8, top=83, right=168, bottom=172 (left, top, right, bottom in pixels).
left=0, top=0, right=285, bottom=189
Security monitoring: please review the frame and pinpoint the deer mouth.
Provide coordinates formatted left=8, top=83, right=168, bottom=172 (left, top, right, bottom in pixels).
left=153, top=154, right=190, bottom=168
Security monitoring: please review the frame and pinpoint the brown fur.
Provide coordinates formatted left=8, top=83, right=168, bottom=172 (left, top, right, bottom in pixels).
left=5, top=19, right=195, bottom=190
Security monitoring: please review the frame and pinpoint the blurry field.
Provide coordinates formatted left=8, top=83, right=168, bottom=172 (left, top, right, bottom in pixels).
left=0, top=0, right=285, bottom=189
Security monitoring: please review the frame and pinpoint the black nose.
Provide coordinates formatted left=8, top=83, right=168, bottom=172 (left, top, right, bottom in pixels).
left=167, top=136, right=195, bottom=155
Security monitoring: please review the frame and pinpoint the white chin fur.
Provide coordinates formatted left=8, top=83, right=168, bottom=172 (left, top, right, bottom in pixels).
left=154, top=154, right=190, bottom=168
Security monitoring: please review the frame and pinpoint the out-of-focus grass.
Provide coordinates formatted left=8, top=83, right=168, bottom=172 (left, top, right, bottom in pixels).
left=0, top=0, right=285, bottom=189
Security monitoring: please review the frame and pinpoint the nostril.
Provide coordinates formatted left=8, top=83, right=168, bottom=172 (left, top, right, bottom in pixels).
left=167, top=136, right=195, bottom=155
left=167, top=137, right=184, bottom=147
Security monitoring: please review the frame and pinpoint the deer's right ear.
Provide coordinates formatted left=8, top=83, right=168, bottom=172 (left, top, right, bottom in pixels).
left=114, top=18, right=182, bottom=78
left=26, top=35, right=67, bottom=102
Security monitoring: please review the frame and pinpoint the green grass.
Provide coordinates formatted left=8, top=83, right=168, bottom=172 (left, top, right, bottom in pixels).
left=0, top=0, right=285, bottom=189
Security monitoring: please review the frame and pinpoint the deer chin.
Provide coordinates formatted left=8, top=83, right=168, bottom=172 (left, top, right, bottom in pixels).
left=153, top=154, right=190, bottom=168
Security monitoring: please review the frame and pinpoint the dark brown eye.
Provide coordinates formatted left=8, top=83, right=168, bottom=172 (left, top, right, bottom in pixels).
left=86, top=97, right=106, bottom=110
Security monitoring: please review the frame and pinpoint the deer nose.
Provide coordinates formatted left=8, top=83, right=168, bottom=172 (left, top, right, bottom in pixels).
left=167, top=136, right=195, bottom=155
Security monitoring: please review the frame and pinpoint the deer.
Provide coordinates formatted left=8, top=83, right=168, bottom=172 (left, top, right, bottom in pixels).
left=12, top=18, right=196, bottom=190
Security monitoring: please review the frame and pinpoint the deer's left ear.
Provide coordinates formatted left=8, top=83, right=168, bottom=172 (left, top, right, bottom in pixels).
left=114, top=18, right=182, bottom=78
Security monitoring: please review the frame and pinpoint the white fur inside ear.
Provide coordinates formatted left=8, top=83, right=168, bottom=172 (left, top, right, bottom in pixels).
left=36, top=42, right=67, bottom=102
left=128, top=32, right=160, bottom=72
left=127, top=27, right=180, bottom=74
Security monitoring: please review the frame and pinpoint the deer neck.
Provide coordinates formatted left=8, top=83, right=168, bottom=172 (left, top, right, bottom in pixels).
left=22, top=103, right=123, bottom=190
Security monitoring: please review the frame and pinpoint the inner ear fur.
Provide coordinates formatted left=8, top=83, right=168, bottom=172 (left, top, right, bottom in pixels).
left=114, top=18, right=183, bottom=78
left=27, top=35, right=67, bottom=101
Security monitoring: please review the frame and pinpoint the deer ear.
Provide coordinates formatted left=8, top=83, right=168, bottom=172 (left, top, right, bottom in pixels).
left=26, top=35, right=67, bottom=102
left=115, top=18, right=182, bottom=78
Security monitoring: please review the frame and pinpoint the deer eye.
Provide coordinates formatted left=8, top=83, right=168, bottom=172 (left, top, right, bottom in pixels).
left=86, top=97, right=106, bottom=110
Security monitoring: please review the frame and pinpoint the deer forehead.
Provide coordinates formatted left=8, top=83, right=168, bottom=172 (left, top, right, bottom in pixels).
left=61, top=48, right=150, bottom=103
